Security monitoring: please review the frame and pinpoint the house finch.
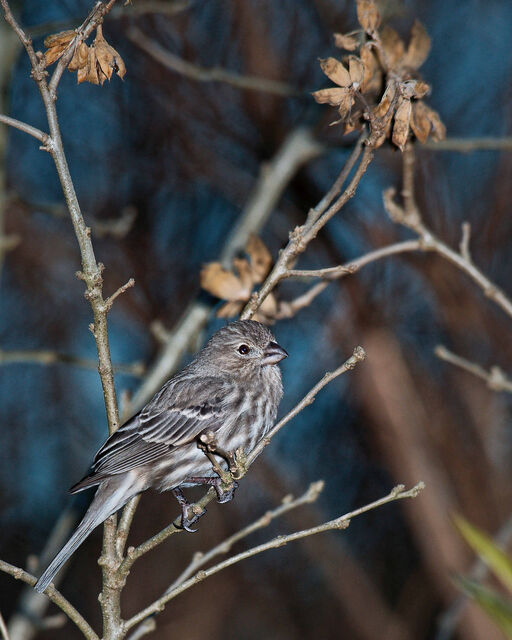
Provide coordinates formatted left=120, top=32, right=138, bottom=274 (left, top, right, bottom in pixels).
left=34, top=320, right=287, bottom=593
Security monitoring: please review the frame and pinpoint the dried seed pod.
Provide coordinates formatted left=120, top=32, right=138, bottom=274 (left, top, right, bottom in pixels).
left=392, top=97, right=412, bottom=151
left=333, top=33, right=359, bottom=51
left=86, top=47, right=100, bottom=85
left=68, top=42, right=89, bottom=72
left=356, top=0, right=381, bottom=33
left=94, top=25, right=126, bottom=82
left=319, top=58, right=351, bottom=87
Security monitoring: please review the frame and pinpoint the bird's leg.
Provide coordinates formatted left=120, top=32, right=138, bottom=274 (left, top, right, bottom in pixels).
left=185, top=476, right=239, bottom=504
left=172, top=487, right=206, bottom=532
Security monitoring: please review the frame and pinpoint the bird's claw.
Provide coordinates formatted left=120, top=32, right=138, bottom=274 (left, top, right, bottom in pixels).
left=215, top=479, right=239, bottom=504
left=172, top=487, right=206, bottom=533
left=179, top=506, right=206, bottom=533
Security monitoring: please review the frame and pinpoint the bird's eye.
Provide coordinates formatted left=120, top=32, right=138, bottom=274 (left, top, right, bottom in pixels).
left=238, top=344, right=250, bottom=355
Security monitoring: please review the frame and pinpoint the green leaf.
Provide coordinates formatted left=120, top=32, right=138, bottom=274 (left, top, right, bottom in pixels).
left=455, top=577, right=512, bottom=638
left=454, top=515, right=512, bottom=594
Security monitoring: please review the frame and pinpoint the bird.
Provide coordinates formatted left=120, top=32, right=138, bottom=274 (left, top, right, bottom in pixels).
left=34, top=320, right=287, bottom=593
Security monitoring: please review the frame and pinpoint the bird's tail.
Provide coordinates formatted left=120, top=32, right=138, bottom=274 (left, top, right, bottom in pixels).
left=34, top=474, right=140, bottom=593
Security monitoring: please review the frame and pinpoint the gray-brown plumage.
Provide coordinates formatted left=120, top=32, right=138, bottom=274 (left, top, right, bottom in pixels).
left=34, top=320, right=287, bottom=593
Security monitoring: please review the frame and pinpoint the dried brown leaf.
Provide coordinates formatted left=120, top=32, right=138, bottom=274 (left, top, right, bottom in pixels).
left=319, top=57, right=351, bottom=87
left=404, top=20, right=431, bottom=69
left=412, top=80, right=430, bottom=99
left=360, top=43, right=382, bottom=93
left=94, top=27, right=126, bottom=81
left=392, top=97, right=412, bottom=151
left=312, top=87, right=351, bottom=107
left=333, top=33, right=359, bottom=51
left=68, top=42, right=89, bottom=72
left=380, top=26, right=405, bottom=69
left=356, top=0, right=381, bottom=32
left=246, top=234, right=272, bottom=284
left=44, top=30, right=75, bottom=49
left=348, top=56, right=364, bottom=86
left=410, top=101, right=431, bottom=143
left=424, top=104, right=446, bottom=141
left=337, top=92, right=355, bottom=119
left=77, top=59, right=89, bottom=84
left=44, top=46, right=66, bottom=66
left=200, top=263, right=247, bottom=301
left=233, top=258, right=254, bottom=294
left=374, top=81, right=397, bottom=120
left=87, top=47, right=100, bottom=85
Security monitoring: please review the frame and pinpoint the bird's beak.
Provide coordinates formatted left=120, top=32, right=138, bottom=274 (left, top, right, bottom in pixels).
left=262, top=341, right=288, bottom=365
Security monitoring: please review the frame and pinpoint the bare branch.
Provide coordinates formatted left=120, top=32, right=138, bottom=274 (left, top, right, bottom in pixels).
left=0, top=113, right=48, bottom=144
left=241, top=136, right=375, bottom=320
left=305, top=132, right=366, bottom=227
left=0, top=348, right=144, bottom=377
left=247, top=346, right=366, bottom=466
left=126, top=482, right=325, bottom=637
left=104, top=278, right=135, bottom=312
left=0, top=561, right=99, bottom=640
left=0, top=611, right=9, bottom=640
left=127, top=26, right=299, bottom=97
left=48, top=0, right=118, bottom=98
left=284, top=240, right=423, bottom=280
left=424, top=137, right=512, bottom=152
left=124, top=482, right=425, bottom=632
left=383, top=187, right=512, bottom=321
left=0, top=0, right=40, bottom=68
left=129, top=127, right=323, bottom=414
left=435, top=345, right=512, bottom=394
left=168, top=481, right=325, bottom=592
left=459, top=222, right=472, bottom=262
left=121, top=0, right=190, bottom=16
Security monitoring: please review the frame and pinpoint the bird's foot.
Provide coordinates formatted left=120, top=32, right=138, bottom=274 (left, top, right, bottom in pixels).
left=172, top=487, right=206, bottom=533
left=216, top=479, right=239, bottom=504
left=185, top=476, right=239, bottom=504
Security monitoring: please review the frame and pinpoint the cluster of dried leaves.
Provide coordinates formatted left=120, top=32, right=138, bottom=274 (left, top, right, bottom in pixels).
left=200, top=235, right=277, bottom=322
left=313, top=0, right=445, bottom=150
left=43, top=25, right=126, bottom=86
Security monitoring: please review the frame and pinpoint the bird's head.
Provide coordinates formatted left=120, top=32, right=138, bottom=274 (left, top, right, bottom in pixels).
left=199, top=320, right=288, bottom=377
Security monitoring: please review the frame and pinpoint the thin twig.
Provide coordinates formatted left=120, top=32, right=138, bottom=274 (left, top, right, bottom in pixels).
left=247, top=346, right=366, bottom=465
left=0, top=113, right=48, bottom=144
left=0, top=612, right=9, bottom=640
left=129, top=127, right=322, bottom=414
left=284, top=240, right=423, bottom=280
left=424, top=137, right=512, bottom=152
left=104, top=278, right=135, bottom=312
left=383, top=187, right=512, bottom=321
left=0, top=561, right=99, bottom=640
left=1, top=1, right=126, bottom=637
left=459, top=222, right=472, bottom=262
left=128, top=26, right=299, bottom=97
left=305, top=132, right=366, bottom=227
left=240, top=137, right=375, bottom=320
left=435, top=346, right=512, bottom=394
left=167, top=481, right=325, bottom=592
left=0, top=348, right=145, bottom=376
left=124, top=482, right=425, bottom=631
left=126, top=481, right=324, bottom=637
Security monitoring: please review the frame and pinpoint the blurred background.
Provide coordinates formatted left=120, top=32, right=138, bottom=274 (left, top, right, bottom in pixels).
left=1, top=0, right=512, bottom=638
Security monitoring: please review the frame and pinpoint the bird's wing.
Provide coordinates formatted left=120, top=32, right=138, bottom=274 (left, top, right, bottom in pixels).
left=89, top=376, right=234, bottom=477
